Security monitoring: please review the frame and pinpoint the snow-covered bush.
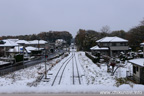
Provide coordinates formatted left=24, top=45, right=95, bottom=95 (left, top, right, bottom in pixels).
left=85, top=52, right=100, bottom=63
left=115, top=77, right=129, bottom=87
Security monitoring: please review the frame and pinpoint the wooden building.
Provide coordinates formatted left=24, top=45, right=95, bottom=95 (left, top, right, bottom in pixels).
left=128, top=58, right=144, bottom=84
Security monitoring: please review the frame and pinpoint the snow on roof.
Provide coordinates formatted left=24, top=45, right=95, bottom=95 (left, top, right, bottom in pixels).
left=8, top=46, right=44, bottom=53
left=90, top=45, right=108, bottom=50
left=7, top=39, right=19, bottom=42
left=29, top=40, right=47, bottom=44
left=26, top=46, right=37, bottom=50
left=25, top=46, right=37, bottom=53
left=55, top=39, right=66, bottom=43
left=128, top=58, right=144, bottom=67
left=26, top=46, right=44, bottom=53
left=0, top=40, right=18, bottom=47
left=56, top=39, right=64, bottom=41
left=16, top=40, right=30, bottom=44
left=140, top=42, right=144, bottom=46
left=0, top=61, right=10, bottom=66
left=96, top=36, right=128, bottom=43
left=8, top=46, right=23, bottom=53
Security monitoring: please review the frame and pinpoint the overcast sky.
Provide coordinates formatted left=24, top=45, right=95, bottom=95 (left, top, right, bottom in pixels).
left=0, top=0, right=144, bottom=37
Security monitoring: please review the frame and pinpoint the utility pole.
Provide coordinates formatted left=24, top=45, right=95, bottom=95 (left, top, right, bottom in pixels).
left=38, top=39, right=40, bottom=51
left=45, top=55, right=47, bottom=79
left=44, top=44, right=47, bottom=79
left=4, top=47, right=6, bottom=57
left=22, top=43, right=25, bottom=65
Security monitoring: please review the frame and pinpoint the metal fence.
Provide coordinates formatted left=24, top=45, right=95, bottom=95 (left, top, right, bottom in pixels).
left=0, top=57, right=43, bottom=76
left=0, top=51, right=65, bottom=76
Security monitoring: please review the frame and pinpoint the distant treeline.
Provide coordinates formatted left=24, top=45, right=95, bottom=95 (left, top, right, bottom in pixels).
left=0, top=31, right=73, bottom=45
left=75, top=18, right=144, bottom=51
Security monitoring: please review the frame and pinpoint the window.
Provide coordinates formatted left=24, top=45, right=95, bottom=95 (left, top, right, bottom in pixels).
left=103, top=43, right=108, bottom=46
left=112, top=43, right=116, bottom=46
left=133, top=66, right=136, bottom=74
left=103, top=43, right=106, bottom=46
left=137, top=67, right=139, bottom=71
left=120, top=42, right=128, bottom=46
left=120, top=43, right=123, bottom=46
left=117, top=43, right=120, bottom=46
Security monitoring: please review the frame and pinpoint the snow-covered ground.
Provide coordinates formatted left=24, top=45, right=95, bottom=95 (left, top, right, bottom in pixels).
left=0, top=51, right=144, bottom=93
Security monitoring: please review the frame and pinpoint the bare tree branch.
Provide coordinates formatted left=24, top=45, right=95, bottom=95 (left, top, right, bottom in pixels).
left=139, top=17, right=144, bottom=26
left=100, top=25, right=111, bottom=33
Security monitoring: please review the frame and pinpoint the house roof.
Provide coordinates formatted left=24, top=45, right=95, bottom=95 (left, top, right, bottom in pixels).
left=6, top=39, right=19, bottom=42
left=26, top=46, right=43, bottom=51
left=0, top=40, right=18, bottom=47
left=90, top=45, right=108, bottom=50
left=55, top=39, right=66, bottom=43
left=16, top=40, right=30, bottom=44
left=96, top=36, right=128, bottom=43
left=8, top=46, right=23, bottom=53
left=26, top=46, right=39, bottom=53
left=8, top=46, right=44, bottom=53
left=140, top=42, right=144, bottom=46
left=128, top=58, right=144, bottom=67
left=0, top=61, right=10, bottom=66
left=29, top=40, right=47, bottom=44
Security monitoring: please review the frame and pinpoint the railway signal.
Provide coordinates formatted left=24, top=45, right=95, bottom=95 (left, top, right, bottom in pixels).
left=45, top=55, right=48, bottom=58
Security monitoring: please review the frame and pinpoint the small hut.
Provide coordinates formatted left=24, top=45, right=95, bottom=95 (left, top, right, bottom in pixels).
left=128, top=58, right=144, bottom=84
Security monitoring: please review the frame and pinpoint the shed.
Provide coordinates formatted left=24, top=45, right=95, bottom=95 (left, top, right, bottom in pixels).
left=128, top=58, right=144, bottom=84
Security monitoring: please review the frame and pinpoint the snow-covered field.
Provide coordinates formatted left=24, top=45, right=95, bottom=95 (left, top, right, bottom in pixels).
left=0, top=51, right=144, bottom=93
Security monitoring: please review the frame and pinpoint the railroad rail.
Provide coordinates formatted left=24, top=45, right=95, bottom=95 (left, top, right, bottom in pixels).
left=51, top=50, right=82, bottom=86
left=51, top=54, right=74, bottom=86
left=72, top=52, right=81, bottom=85
left=74, top=52, right=81, bottom=84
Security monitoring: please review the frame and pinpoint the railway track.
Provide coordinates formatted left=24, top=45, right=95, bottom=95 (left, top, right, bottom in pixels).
left=72, top=52, right=81, bottom=85
left=51, top=53, right=74, bottom=86
left=51, top=50, right=82, bottom=86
